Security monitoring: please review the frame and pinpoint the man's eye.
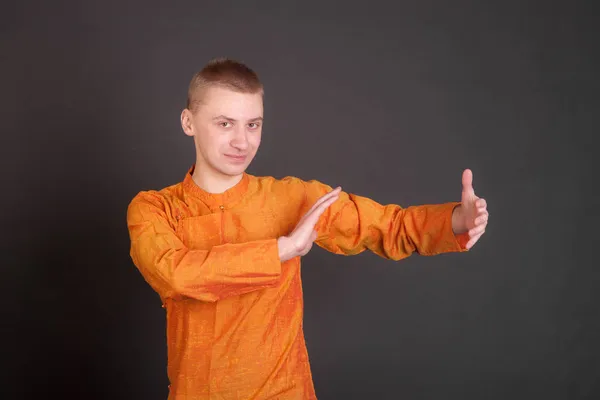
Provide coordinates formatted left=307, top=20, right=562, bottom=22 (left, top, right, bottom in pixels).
left=248, top=123, right=260, bottom=129
left=220, top=122, right=231, bottom=128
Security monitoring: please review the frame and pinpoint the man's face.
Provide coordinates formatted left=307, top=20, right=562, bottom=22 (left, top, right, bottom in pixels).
left=182, top=86, right=263, bottom=179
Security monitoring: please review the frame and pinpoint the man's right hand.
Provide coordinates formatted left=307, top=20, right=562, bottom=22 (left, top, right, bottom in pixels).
left=277, top=186, right=342, bottom=263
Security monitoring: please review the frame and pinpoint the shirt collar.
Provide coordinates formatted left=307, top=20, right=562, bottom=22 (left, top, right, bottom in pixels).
left=182, top=164, right=250, bottom=211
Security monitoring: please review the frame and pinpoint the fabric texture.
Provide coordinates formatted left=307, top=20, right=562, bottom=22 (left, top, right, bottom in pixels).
left=126, top=165, right=469, bottom=399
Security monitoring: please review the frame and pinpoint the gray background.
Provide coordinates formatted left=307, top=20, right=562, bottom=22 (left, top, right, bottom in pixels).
left=2, top=1, right=598, bottom=399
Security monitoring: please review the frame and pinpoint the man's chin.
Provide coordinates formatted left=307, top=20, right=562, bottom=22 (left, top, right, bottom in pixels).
left=219, top=163, right=249, bottom=177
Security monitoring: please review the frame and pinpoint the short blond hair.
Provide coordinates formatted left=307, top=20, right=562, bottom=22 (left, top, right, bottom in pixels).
left=186, top=58, right=264, bottom=112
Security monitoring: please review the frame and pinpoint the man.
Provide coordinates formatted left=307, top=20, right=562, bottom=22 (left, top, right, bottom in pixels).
left=126, top=58, right=489, bottom=399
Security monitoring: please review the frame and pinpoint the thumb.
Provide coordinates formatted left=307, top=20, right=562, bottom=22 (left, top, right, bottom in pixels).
left=462, top=168, right=473, bottom=188
left=461, top=169, right=477, bottom=204
left=462, top=169, right=474, bottom=194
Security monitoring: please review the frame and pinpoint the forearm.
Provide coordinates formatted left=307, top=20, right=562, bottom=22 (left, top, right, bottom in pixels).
left=313, top=198, right=468, bottom=258
left=131, top=238, right=282, bottom=302
left=395, top=202, right=468, bottom=256
left=296, top=179, right=469, bottom=260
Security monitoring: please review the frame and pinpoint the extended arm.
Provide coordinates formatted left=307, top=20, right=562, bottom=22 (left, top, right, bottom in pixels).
left=301, top=180, right=470, bottom=260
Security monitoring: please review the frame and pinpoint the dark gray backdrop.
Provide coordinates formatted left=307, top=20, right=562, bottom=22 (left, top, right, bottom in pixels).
left=2, top=1, right=598, bottom=399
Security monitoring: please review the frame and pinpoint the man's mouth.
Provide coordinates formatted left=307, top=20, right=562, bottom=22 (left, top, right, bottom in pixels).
left=225, top=154, right=247, bottom=162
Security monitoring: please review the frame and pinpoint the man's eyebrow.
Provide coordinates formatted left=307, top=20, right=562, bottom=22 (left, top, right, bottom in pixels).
left=212, top=115, right=263, bottom=122
left=213, top=115, right=236, bottom=121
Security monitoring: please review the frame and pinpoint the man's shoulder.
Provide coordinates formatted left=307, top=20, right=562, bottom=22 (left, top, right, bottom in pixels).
left=128, top=181, right=184, bottom=212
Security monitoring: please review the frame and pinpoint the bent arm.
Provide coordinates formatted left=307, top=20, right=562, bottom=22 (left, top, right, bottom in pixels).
left=127, top=195, right=281, bottom=302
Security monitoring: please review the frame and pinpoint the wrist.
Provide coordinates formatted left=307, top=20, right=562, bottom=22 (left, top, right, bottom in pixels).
left=277, top=236, right=295, bottom=262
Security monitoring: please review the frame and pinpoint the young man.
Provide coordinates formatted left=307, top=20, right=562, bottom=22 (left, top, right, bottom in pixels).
left=127, top=58, right=489, bottom=399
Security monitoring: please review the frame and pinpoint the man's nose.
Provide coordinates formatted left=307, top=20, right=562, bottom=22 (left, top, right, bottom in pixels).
left=230, top=128, right=249, bottom=149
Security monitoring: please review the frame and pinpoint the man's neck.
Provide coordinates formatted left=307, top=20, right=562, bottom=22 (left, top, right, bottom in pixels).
left=191, top=164, right=243, bottom=194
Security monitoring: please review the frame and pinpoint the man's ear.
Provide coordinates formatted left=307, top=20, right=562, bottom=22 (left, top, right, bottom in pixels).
left=181, top=109, right=195, bottom=137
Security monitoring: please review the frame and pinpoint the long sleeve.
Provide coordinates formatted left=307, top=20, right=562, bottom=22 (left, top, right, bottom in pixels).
left=301, top=180, right=469, bottom=260
left=126, top=193, right=282, bottom=302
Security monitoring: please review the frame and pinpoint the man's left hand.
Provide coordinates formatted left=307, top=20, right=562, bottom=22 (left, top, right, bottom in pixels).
left=452, top=169, right=489, bottom=250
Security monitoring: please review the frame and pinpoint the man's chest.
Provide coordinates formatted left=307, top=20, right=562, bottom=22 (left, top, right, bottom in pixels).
left=173, top=202, right=298, bottom=250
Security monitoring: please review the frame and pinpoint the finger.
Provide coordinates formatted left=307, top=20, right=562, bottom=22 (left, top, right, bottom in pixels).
left=305, top=187, right=342, bottom=215
left=476, top=198, right=487, bottom=209
left=297, top=188, right=341, bottom=225
left=466, top=231, right=483, bottom=249
left=302, top=195, right=340, bottom=229
left=474, top=213, right=489, bottom=225
left=469, top=224, right=486, bottom=237
left=311, top=195, right=340, bottom=221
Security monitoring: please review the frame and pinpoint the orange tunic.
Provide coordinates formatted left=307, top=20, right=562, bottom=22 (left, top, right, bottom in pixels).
left=126, top=165, right=469, bottom=399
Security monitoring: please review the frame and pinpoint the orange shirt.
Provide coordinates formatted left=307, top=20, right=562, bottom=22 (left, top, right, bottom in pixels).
left=126, top=166, right=469, bottom=399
